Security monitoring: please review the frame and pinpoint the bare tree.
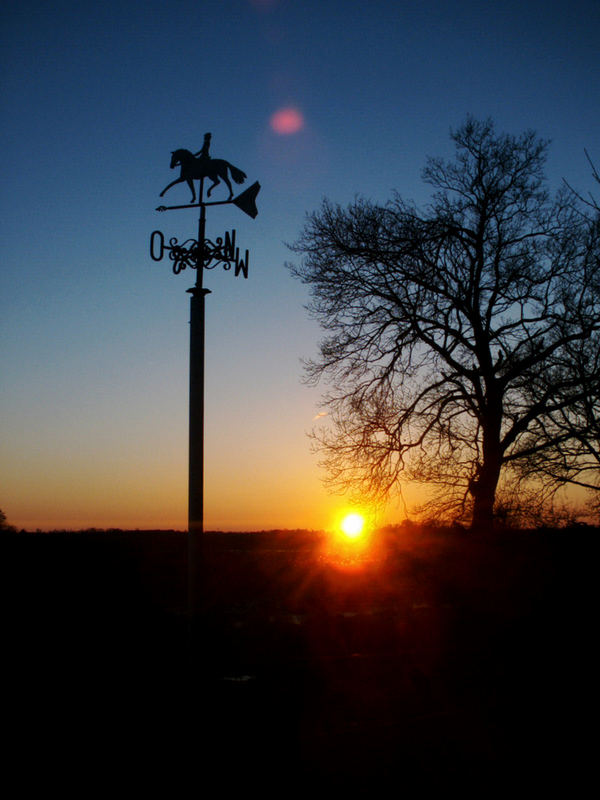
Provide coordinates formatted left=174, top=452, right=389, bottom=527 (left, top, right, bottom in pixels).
left=0, top=509, right=16, bottom=532
left=289, top=118, right=600, bottom=529
left=563, top=149, right=600, bottom=214
left=508, top=153, right=600, bottom=516
left=513, top=196, right=600, bottom=513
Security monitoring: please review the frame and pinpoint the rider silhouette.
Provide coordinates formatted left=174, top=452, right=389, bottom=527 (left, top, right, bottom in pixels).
left=194, top=132, right=211, bottom=163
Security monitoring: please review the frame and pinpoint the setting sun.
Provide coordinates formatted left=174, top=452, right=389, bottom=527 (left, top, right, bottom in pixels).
left=340, top=512, right=365, bottom=539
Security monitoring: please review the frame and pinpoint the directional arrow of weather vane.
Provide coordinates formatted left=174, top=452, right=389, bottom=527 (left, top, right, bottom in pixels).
left=149, top=132, right=260, bottom=616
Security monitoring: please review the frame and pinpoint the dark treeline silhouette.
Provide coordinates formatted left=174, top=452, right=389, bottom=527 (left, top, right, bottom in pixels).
left=4, top=525, right=597, bottom=791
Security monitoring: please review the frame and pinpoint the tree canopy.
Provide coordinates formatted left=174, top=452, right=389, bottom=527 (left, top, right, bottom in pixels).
left=290, top=118, right=600, bottom=529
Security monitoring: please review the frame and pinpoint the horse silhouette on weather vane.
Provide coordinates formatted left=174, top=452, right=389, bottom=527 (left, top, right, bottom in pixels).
left=160, top=132, right=247, bottom=204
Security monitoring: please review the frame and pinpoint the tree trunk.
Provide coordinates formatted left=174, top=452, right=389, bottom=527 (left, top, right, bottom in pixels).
left=471, top=463, right=501, bottom=530
left=471, top=405, right=503, bottom=531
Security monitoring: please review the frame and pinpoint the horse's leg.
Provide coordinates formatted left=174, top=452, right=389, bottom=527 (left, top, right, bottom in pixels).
left=187, top=178, right=196, bottom=203
left=160, top=177, right=185, bottom=197
left=207, top=177, right=220, bottom=197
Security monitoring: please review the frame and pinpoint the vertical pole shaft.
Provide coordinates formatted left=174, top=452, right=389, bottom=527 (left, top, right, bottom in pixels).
left=189, top=199, right=206, bottom=534
left=187, top=179, right=208, bottom=622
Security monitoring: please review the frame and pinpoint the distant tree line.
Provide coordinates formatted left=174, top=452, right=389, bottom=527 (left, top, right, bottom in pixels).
left=0, top=509, right=16, bottom=532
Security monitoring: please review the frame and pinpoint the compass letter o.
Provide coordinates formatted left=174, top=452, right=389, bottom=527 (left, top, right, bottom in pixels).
left=150, top=230, right=165, bottom=262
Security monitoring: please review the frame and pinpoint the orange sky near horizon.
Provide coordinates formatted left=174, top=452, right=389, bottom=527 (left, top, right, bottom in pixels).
left=4, top=448, right=415, bottom=532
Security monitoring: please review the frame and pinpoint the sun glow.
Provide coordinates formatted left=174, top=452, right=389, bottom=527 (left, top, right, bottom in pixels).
left=320, top=508, right=375, bottom=570
left=340, top=512, right=365, bottom=539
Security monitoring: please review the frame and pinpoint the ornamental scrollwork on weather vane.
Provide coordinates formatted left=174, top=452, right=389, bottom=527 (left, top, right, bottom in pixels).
left=149, top=229, right=249, bottom=277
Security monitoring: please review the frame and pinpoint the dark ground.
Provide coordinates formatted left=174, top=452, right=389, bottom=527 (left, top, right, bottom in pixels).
left=3, top=526, right=597, bottom=793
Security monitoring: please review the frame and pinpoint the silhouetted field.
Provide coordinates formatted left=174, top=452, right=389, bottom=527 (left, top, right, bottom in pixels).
left=4, top=526, right=597, bottom=791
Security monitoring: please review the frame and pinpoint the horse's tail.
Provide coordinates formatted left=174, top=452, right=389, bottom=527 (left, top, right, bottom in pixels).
left=228, top=164, right=247, bottom=184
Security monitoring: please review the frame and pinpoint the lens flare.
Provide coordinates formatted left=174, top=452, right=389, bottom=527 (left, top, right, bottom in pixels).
left=270, top=107, right=305, bottom=135
left=340, top=512, right=365, bottom=539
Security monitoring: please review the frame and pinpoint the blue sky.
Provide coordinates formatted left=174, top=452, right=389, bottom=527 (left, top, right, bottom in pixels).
left=1, top=0, right=599, bottom=530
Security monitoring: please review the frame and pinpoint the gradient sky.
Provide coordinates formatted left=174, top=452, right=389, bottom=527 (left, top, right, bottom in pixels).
left=1, top=0, right=599, bottom=531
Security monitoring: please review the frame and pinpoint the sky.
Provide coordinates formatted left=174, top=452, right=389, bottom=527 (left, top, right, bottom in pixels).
left=1, top=0, right=599, bottom=531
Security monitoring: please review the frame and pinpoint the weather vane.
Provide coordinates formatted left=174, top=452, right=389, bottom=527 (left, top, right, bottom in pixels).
left=150, top=133, right=261, bottom=553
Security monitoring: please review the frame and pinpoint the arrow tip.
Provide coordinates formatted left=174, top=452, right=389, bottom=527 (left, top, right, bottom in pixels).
left=232, top=182, right=261, bottom=219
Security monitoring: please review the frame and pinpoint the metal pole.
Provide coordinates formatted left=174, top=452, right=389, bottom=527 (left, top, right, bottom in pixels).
left=151, top=134, right=259, bottom=627
left=187, top=178, right=209, bottom=618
